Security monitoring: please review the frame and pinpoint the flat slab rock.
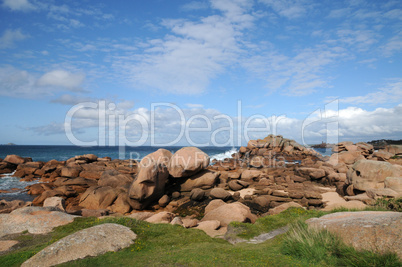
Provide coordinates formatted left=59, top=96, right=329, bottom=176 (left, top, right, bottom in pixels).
left=306, top=211, right=402, bottom=258
left=0, top=207, right=76, bottom=238
left=0, top=240, right=19, bottom=252
left=22, top=223, right=137, bottom=267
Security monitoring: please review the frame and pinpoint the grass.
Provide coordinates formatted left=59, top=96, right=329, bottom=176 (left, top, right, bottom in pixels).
left=373, top=197, right=402, bottom=212
left=281, top=221, right=401, bottom=267
left=0, top=216, right=313, bottom=267
left=0, top=208, right=400, bottom=266
left=228, top=207, right=325, bottom=239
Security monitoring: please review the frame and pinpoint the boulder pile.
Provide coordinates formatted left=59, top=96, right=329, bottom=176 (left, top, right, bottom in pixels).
left=1, top=136, right=401, bottom=237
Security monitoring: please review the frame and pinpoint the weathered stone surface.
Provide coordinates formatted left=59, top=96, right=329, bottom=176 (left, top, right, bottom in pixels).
left=4, top=155, right=32, bottom=165
left=169, top=216, right=183, bottom=226
left=384, top=145, right=402, bottom=155
left=179, top=170, right=219, bottom=192
left=384, top=177, right=402, bottom=193
left=195, top=220, right=221, bottom=237
left=329, top=151, right=364, bottom=165
left=347, top=160, right=402, bottom=191
left=249, top=156, right=264, bottom=168
left=322, top=192, right=367, bottom=211
left=0, top=199, right=28, bottom=214
left=99, top=170, right=133, bottom=188
left=228, top=180, right=249, bottom=191
left=268, top=202, right=303, bottom=215
left=366, top=188, right=400, bottom=199
left=80, top=209, right=109, bottom=217
left=209, top=188, right=232, bottom=201
left=43, top=197, right=66, bottom=211
left=189, top=188, right=206, bottom=201
left=202, top=201, right=256, bottom=226
left=373, top=150, right=394, bottom=161
left=79, top=186, right=118, bottom=210
left=297, top=167, right=326, bottom=180
left=0, top=207, right=75, bottom=238
left=204, top=199, right=226, bottom=214
left=168, top=147, right=210, bottom=178
left=145, top=211, right=175, bottom=224
left=240, top=170, right=262, bottom=181
left=0, top=161, right=17, bottom=174
left=128, top=149, right=172, bottom=207
left=61, top=166, right=82, bottom=178
left=227, top=172, right=241, bottom=179
left=32, top=190, right=65, bottom=206
left=110, top=194, right=132, bottom=214
left=182, top=218, right=199, bottom=228
left=306, top=211, right=402, bottom=258
left=127, top=211, right=154, bottom=221
left=0, top=240, right=19, bottom=252
left=26, top=183, right=52, bottom=195
left=21, top=223, right=137, bottom=267
left=74, top=154, right=98, bottom=163
left=158, top=195, right=170, bottom=207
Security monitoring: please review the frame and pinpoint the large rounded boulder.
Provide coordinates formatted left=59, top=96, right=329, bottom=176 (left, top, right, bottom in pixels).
left=168, top=147, right=209, bottom=178
left=128, top=149, right=172, bottom=208
left=347, top=159, right=402, bottom=191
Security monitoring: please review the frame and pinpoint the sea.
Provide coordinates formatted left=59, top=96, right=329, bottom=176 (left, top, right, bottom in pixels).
left=0, top=145, right=331, bottom=202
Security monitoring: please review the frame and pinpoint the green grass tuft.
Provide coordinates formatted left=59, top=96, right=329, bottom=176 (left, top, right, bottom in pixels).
left=1, top=208, right=400, bottom=266
left=373, top=197, right=402, bottom=212
left=229, top=207, right=325, bottom=239
left=281, top=221, right=401, bottom=267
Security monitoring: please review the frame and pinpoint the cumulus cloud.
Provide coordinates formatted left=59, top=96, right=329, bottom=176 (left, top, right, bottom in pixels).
left=29, top=101, right=402, bottom=146
left=0, top=29, right=29, bottom=49
left=2, top=0, right=36, bottom=12
left=37, top=70, right=85, bottom=90
left=0, top=66, right=86, bottom=98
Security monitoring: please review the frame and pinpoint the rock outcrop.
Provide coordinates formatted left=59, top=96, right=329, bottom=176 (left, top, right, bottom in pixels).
left=201, top=200, right=256, bottom=226
left=306, top=211, right=402, bottom=259
left=128, top=149, right=172, bottom=208
left=21, top=223, right=137, bottom=267
left=347, top=160, right=402, bottom=191
left=0, top=207, right=75, bottom=238
left=168, top=147, right=210, bottom=178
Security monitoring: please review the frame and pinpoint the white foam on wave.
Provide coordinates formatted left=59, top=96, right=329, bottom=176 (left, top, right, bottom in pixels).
left=0, top=171, right=40, bottom=193
left=209, top=147, right=239, bottom=162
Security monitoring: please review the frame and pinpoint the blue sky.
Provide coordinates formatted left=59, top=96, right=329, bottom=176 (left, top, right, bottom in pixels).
left=0, top=0, right=401, bottom=146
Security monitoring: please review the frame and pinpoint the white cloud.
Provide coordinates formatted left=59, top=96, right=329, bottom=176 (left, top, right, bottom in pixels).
left=186, top=103, right=204, bottom=108
left=2, top=0, right=36, bottom=12
left=381, top=30, right=402, bottom=57
left=336, top=29, right=379, bottom=51
left=340, top=79, right=402, bottom=105
left=0, top=29, right=29, bottom=48
left=181, top=1, right=208, bottom=11
left=126, top=0, right=254, bottom=95
left=0, top=66, right=86, bottom=98
left=37, top=70, right=85, bottom=90
left=259, top=0, right=308, bottom=19
left=244, top=45, right=347, bottom=96
left=51, top=94, right=93, bottom=105
left=29, top=100, right=402, bottom=146
left=327, top=8, right=351, bottom=18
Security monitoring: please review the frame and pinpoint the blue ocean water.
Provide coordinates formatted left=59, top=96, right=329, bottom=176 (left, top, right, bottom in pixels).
left=0, top=145, right=237, bottom=162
